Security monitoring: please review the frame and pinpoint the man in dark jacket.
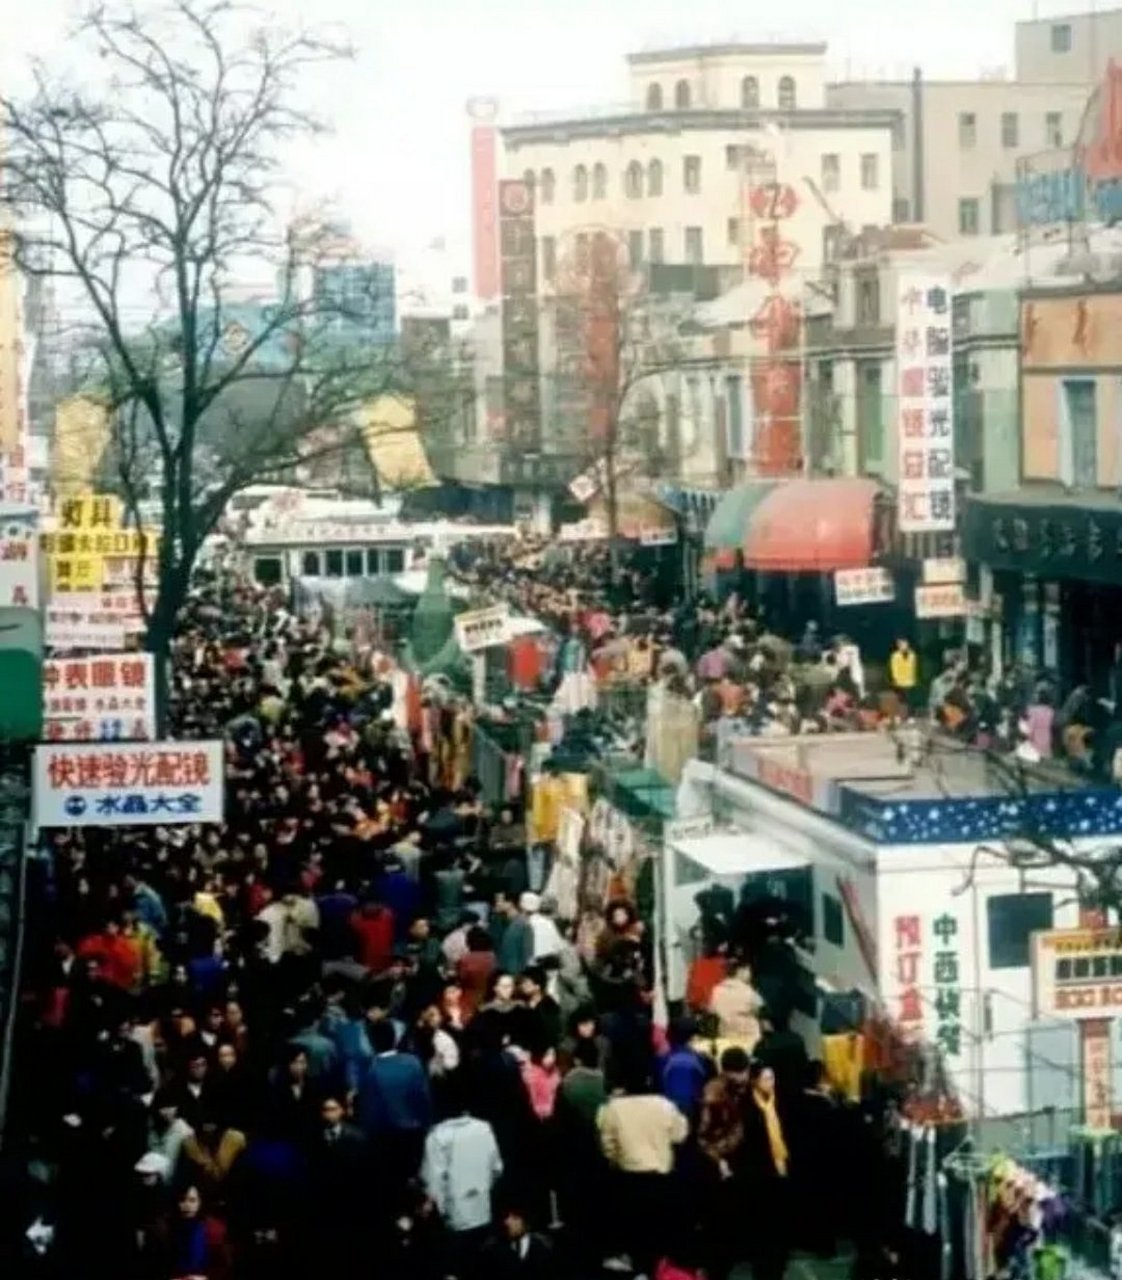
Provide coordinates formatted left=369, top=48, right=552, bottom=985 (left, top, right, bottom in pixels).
left=474, top=1206, right=554, bottom=1280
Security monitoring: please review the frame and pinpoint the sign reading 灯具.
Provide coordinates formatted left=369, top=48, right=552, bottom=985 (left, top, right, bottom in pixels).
left=454, top=604, right=510, bottom=654
left=915, top=583, right=967, bottom=619
left=0, top=507, right=39, bottom=608
left=33, top=740, right=224, bottom=828
left=896, top=273, right=955, bottom=534
left=1032, top=926, right=1122, bottom=1020
left=43, top=654, right=156, bottom=742
left=834, top=567, right=895, bottom=607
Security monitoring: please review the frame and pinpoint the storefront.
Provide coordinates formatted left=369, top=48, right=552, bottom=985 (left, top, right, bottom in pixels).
left=963, top=494, right=1122, bottom=693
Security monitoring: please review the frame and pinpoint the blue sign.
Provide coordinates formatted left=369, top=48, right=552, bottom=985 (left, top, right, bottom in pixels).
left=1016, top=168, right=1085, bottom=228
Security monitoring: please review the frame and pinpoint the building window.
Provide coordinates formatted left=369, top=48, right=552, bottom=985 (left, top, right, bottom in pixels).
left=987, top=893, right=1053, bottom=970
left=452, top=303, right=469, bottom=321
left=822, top=893, right=845, bottom=947
left=591, top=163, right=607, bottom=200
left=1059, top=378, right=1098, bottom=488
left=345, top=548, right=364, bottom=577
left=727, top=216, right=740, bottom=247
left=628, top=229, right=643, bottom=268
left=683, top=154, right=702, bottom=194
left=1001, top=111, right=1019, bottom=149
left=384, top=547, right=405, bottom=574
left=324, top=549, right=344, bottom=578
left=1046, top=111, right=1063, bottom=147
left=741, top=76, right=759, bottom=108
left=573, top=164, right=588, bottom=202
left=893, top=196, right=911, bottom=222
left=451, top=276, right=468, bottom=294
left=856, top=274, right=879, bottom=326
left=647, top=158, right=663, bottom=196
left=365, top=548, right=381, bottom=575
left=1051, top=22, right=1072, bottom=52
left=574, top=232, right=590, bottom=272
left=860, top=153, right=879, bottom=190
left=674, top=78, right=691, bottom=109
left=541, top=235, right=556, bottom=283
left=646, top=82, right=663, bottom=110
left=958, top=197, right=980, bottom=235
left=778, top=75, right=796, bottom=110
left=648, top=227, right=664, bottom=263
left=684, top=226, right=703, bottom=264
left=522, top=169, right=536, bottom=193
left=301, top=550, right=322, bottom=576
left=959, top=112, right=977, bottom=149
left=857, top=362, right=884, bottom=465
left=625, top=160, right=644, bottom=198
left=821, top=153, right=840, bottom=192
left=540, top=168, right=555, bottom=204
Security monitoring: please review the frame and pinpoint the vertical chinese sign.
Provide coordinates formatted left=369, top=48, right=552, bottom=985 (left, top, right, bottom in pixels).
left=498, top=180, right=541, bottom=451
left=746, top=183, right=803, bottom=475
left=0, top=230, right=24, bottom=458
left=895, top=274, right=955, bottom=532
left=932, top=913, right=961, bottom=1058
left=893, top=914, right=924, bottom=1037
left=469, top=109, right=501, bottom=303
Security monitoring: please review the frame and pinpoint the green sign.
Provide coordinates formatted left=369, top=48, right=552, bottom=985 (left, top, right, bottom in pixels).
left=0, top=608, right=43, bottom=741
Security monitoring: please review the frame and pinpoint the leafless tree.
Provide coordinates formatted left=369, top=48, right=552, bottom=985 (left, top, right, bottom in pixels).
left=0, top=0, right=409, bottom=725
left=551, top=229, right=688, bottom=582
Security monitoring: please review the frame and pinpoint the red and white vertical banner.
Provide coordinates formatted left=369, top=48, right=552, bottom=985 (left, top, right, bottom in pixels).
left=469, top=100, right=501, bottom=302
left=1079, top=906, right=1113, bottom=1129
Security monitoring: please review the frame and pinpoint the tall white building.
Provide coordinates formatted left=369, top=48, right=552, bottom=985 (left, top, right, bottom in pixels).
left=499, top=42, right=898, bottom=290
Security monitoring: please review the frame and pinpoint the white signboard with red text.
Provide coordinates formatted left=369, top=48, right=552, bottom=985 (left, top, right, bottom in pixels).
left=33, top=740, right=224, bottom=827
left=0, top=507, right=39, bottom=608
left=895, top=273, right=955, bottom=533
left=43, top=654, right=156, bottom=742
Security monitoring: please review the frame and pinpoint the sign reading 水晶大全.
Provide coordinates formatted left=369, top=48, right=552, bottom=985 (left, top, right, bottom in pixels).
left=33, top=740, right=224, bottom=827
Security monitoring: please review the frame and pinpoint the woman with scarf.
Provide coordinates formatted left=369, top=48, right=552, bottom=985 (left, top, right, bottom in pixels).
left=153, top=1183, right=231, bottom=1279
left=741, top=1063, right=792, bottom=1280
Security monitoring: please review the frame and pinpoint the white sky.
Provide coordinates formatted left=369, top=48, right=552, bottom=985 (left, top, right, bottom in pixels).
left=0, top=0, right=1086, bottom=281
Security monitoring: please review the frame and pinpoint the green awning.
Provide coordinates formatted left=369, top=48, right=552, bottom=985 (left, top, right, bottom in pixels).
left=703, top=481, right=779, bottom=551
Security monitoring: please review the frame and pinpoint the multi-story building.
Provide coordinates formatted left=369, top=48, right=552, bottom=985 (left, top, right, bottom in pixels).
left=293, top=220, right=397, bottom=348
left=827, top=7, right=1109, bottom=240
left=500, top=42, right=898, bottom=292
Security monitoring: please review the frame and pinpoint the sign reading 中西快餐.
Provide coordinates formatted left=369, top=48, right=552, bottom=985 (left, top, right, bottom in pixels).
left=1032, top=926, right=1122, bottom=1020
left=834, top=567, right=895, bottom=607
left=33, top=740, right=224, bottom=828
left=931, top=912, right=962, bottom=1058
left=43, top=655, right=156, bottom=742
left=896, top=273, right=955, bottom=534
left=454, top=604, right=510, bottom=654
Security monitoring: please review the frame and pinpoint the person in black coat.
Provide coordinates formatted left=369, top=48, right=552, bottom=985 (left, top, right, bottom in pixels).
left=789, top=1060, right=840, bottom=1257
left=473, top=1206, right=554, bottom=1280
left=739, top=1063, right=793, bottom=1280
left=302, top=1094, right=367, bottom=1278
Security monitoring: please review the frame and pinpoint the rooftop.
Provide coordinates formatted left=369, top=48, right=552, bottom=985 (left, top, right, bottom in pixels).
left=724, top=732, right=1122, bottom=845
left=503, top=104, right=900, bottom=140
left=627, top=41, right=828, bottom=65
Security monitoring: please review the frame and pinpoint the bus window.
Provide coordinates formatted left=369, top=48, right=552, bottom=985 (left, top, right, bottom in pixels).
left=366, top=548, right=381, bottom=575
left=325, top=549, right=344, bottom=577
left=384, top=547, right=405, bottom=573
left=345, top=549, right=364, bottom=577
left=301, top=550, right=322, bottom=576
left=253, top=556, right=283, bottom=586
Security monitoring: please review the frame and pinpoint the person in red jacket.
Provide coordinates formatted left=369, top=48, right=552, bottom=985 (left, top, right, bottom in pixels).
left=351, top=898, right=395, bottom=974
left=76, top=917, right=142, bottom=991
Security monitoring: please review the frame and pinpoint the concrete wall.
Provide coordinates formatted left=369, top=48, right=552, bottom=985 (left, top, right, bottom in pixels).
left=627, top=48, right=829, bottom=112
left=1015, top=8, right=1122, bottom=85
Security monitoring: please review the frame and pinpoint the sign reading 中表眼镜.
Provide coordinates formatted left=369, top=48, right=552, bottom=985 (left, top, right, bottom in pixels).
left=1032, top=926, right=1122, bottom=1020
left=33, top=740, right=224, bottom=828
left=834, top=567, right=895, bottom=607
left=896, top=273, right=955, bottom=534
left=43, top=654, right=156, bottom=742
left=454, top=604, right=510, bottom=654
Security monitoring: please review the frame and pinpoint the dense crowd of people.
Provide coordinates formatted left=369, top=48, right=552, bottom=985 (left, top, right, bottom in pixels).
left=7, top=562, right=911, bottom=1280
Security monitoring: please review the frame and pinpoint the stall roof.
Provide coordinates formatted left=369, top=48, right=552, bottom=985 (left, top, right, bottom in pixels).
left=599, top=765, right=676, bottom=823
left=673, top=832, right=809, bottom=877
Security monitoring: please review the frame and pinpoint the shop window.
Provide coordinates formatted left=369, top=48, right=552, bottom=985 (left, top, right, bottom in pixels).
left=384, top=547, right=405, bottom=573
left=253, top=556, right=282, bottom=586
left=301, top=550, right=322, bottom=576
left=366, top=548, right=382, bottom=575
left=324, top=549, right=344, bottom=578
left=987, top=892, right=1053, bottom=970
left=822, top=892, right=845, bottom=947
left=345, top=548, right=364, bottom=576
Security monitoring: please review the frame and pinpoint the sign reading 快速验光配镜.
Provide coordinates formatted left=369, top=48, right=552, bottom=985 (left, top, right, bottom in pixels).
left=32, top=740, right=224, bottom=828
left=895, top=273, right=955, bottom=534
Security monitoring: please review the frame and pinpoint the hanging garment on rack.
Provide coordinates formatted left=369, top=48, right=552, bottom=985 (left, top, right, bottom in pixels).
left=906, top=1122, right=920, bottom=1230
left=938, top=1173, right=952, bottom=1280
left=922, top=1126, right=938, bottom=1235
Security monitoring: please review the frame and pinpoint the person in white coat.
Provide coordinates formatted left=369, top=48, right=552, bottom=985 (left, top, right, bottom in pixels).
left=422, top=1089, right=504, bottom=1269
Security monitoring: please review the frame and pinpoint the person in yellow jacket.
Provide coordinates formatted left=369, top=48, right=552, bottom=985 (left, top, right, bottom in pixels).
left=889, top=637, right=918, bottom=710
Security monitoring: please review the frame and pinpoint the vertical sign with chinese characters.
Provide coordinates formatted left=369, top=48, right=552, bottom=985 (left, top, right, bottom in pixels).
left=0, top=508, right=39, bottom=608
left=746, top=182, right=803, bottom=476
left=896, top=274, right=955, bottom=533
left=498, top=180, right=540, bottom=450
left=893, top=914, right=924, bottom=1037
left=932, top=913, right=961, bottom=1058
